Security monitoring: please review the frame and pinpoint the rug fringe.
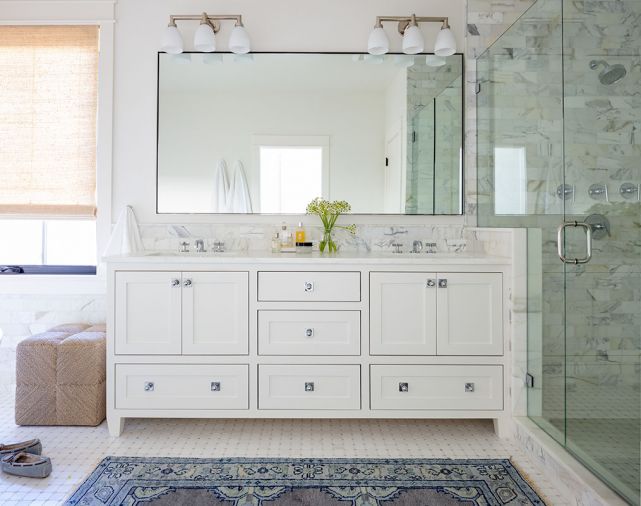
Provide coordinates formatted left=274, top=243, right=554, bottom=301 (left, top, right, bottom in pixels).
left=509, top=456, right=552, bottom=505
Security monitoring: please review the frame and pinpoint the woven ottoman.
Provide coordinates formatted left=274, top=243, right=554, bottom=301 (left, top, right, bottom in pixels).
left=15, top=323, right=106, bottom=426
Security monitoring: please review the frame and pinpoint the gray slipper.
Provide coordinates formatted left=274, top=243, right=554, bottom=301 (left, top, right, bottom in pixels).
left=1, top=452, right=52, bottom=478
left=0, top=439, right=41, bottom=456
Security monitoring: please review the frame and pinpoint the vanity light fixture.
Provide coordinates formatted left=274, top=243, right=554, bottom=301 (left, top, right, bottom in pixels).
left=367, top=14, right=456, bottom=56
left=161, top=12, right=251, bottom=55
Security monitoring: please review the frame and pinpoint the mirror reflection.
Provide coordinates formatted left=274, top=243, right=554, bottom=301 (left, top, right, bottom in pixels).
left=157, top=53, right=463, bottom=215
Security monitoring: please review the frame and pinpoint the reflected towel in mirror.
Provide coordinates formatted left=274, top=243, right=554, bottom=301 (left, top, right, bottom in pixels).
left=227, top=161, right=252, bottom=213
left=212, top=159, right=230, bottom=212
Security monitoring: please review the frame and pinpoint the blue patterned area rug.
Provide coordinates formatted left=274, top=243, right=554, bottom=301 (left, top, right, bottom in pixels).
left=65, top=457, right=546, bottom=505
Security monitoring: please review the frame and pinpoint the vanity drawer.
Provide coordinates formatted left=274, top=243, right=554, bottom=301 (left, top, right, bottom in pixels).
left=258, top=310, right=360, bottom=355
left=258, top=271, right=361, bottom=302
left=115, top=364, right=248, bottom=410
left=259, top=364, right=360, bottom=410
left=370, top=365, right=503, bottom=411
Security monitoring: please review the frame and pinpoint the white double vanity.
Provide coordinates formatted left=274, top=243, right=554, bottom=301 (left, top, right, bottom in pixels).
left=105, top=252, right=512, bottom=438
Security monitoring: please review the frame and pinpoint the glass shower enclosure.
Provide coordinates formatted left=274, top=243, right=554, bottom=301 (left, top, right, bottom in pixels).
left=477, top=0, right=641, bottom=503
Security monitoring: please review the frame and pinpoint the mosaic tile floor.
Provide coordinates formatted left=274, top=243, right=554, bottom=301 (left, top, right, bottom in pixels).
left=0, top=387, right=568, bottom=506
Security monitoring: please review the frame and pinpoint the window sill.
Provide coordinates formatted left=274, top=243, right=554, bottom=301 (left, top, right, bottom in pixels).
left=0, top=273, right=106, bottom=295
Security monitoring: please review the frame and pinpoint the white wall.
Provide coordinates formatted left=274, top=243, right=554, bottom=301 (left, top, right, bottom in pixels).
left=112, top=0, right=466, bottom=223
left=158, top=89, right=386, bottom=213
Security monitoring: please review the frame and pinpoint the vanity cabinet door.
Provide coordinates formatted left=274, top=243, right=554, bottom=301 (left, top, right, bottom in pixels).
left=436, top=273, right=503, bottom=355
left=182, top=272, right=249, bottom=355
left=370, top=272, right=437, bottom=355
left=115, top=271, right=182, bottom=355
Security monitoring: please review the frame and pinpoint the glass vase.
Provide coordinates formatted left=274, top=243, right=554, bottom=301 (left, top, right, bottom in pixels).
left=320, top=228, right=337, bottom=253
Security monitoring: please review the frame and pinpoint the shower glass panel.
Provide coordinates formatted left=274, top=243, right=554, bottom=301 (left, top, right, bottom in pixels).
left=477, top=0, right=641, bottom=503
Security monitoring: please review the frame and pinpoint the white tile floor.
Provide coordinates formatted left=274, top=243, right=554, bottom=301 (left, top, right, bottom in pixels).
left=0, top=387, right=568, bottom=506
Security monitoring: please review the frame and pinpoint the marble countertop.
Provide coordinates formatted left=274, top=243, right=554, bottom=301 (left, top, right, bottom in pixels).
left=103, top=250, right=511, bottom=265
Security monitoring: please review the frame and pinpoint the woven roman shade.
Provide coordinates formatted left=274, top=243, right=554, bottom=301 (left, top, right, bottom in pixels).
left=0, top=26, right=99, bottom=217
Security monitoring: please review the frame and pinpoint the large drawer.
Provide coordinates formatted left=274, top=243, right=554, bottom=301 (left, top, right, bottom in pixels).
left=115, top=364, right=248, bottom=410
left=258, top=310, right=360, bottom=355
left=370, top=365, right=503, bottom=411
left=258, top=271, right=361, bottom=302
left=259, top=364, right=360, bottom=410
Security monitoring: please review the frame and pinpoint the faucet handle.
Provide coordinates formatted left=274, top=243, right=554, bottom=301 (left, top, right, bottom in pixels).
left=179, top=241, right=190, bottom=253
left=392, top=243, right=403, bottom=254
left=194, top=239, right=206, bottom=253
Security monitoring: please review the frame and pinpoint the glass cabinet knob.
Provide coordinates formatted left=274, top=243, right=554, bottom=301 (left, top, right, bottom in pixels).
left=211, top=381, right=221, bottom=392
left=305, top=328, right=314, bottom=338
left=399, top=382, right=409, bottom=392
left=304, top=281, right=314, bottom=292
left=144, top=381, right=155, bottom=392
left=304, top=382, right=315, bottom=392
left=465, top=382, right=475, bottom=393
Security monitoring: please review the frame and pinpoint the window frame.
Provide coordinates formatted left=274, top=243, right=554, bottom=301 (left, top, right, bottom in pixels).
left=0, top=5, right=114, bottom=278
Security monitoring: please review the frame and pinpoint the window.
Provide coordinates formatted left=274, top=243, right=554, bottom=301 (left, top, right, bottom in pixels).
left=494, top=147, right=527, bottom=215
left=0, top=26, right=99, bottom=273
left=259, top=147, right=323, bottom=214
left=254, top=135, right=329, bottom=214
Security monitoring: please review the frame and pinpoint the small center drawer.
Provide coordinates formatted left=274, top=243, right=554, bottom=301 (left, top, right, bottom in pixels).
left=258, top=271, right=361, bottom=302
left=259, top=364, right=360, bottom=410
left=115, top=364, right=248, bottom=410
left=370, top=365, right=503, bottom=411
left=258, top=310, right=360, bottom=355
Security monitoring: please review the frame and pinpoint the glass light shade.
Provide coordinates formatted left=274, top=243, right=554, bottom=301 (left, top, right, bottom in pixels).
left=194, top=23, right=216, bottom=52
left=434, top=27, right=456, bottom=56
left=161, top=25, right=183, bottom=54
left=426, top=54, right=446, bottom=67
left=402, top=25, right=424, bottom=55
left=367, top=26, right=389, bottom=55
left=229, top=25, right=251, bottom=54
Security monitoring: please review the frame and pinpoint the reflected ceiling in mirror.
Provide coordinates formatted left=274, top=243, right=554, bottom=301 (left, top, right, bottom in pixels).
left=157, top=52, right=463, bottom=215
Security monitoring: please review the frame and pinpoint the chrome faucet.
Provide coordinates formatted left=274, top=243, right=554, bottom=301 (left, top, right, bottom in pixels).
left=195, top=239, right=206, bottom=253
left=411, top=240, right=423, bottom=254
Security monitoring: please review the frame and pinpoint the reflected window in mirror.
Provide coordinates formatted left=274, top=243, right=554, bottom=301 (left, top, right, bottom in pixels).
left=259, top=145, right=324, bottom=214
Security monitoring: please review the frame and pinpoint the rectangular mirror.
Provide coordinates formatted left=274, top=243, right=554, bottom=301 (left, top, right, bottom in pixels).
left=157, top=53, right=463, bottom=215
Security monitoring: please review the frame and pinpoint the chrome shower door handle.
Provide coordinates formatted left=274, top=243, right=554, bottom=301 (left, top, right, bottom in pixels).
left=557, top=221, right=592, bottom=264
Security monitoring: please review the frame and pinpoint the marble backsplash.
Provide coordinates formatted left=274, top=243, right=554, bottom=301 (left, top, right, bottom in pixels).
left=136, top=222, right=511, bottom=257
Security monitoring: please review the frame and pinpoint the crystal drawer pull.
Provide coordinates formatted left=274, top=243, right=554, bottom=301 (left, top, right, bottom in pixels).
left=398, top=382, right=409, bottom=392
left=438, top=279, right=448, bottom=288
left=183, top=279, right=192, bottom=287
left=171, top=279, right=180, bottom=287
left=304, top=281, right=314, bottom=292
left=305, top=328, right=314, bottom=338
left=304, top=382, right=315, bottom=392
left=465, top=382, right=475, bottom=393
left=144, top=381, right=155, bottom=392
left=211, top=381, right=221, bottom=392
left=426, top=279, right=436, bottom=288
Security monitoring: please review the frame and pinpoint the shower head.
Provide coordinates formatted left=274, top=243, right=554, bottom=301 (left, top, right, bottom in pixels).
left=589, top=60, right=627, bottom=85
